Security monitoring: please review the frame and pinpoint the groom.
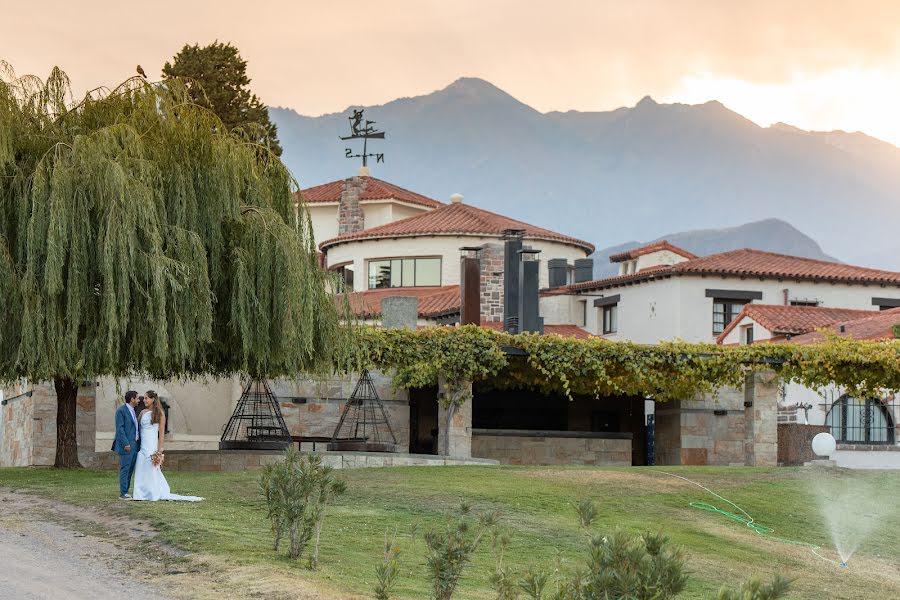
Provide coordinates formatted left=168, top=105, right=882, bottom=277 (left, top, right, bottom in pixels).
left=112, top=390, right=141, bottom=499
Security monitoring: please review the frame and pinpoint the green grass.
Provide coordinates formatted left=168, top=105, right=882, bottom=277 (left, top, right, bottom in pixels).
left=2, top=465, right=898, bottom=599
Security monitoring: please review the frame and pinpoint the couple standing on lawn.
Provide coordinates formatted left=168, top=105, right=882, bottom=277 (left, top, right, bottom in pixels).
left=112, top=390, right=203, bottom=502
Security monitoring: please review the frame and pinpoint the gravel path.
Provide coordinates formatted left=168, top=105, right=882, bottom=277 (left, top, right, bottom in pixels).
left=0, top=505, right=173, bottom=600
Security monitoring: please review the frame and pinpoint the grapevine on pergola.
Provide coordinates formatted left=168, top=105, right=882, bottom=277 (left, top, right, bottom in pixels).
left=0, top=62, right=353, bottom=467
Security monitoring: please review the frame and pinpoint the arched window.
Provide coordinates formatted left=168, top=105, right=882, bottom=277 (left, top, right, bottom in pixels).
left=826, top=396, right=895, bottom=444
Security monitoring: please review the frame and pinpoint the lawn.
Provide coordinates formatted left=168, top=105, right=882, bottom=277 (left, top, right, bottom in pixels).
left=1, top=465, right=898, bottom=599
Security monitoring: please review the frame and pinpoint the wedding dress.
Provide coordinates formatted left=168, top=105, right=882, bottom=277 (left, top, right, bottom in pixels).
left=133, top=411, right=203, bottom=502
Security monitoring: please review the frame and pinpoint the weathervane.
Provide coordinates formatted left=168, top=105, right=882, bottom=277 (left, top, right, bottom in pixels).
left=341, top=109, right=386, bottom=168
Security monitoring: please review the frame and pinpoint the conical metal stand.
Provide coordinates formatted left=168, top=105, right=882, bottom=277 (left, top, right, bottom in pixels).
left=220, top=379, right=292, bottom=450
left=329, top=369, right=399, bottom=452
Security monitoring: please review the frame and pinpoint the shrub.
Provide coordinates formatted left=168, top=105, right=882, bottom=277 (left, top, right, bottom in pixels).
left=717, top=575, right=792, bottom=600
left=424, top=503, right=498, bottom=600
left=374, top=530, right=402, bottom=600
left=258, top=448, right=346, bottom=565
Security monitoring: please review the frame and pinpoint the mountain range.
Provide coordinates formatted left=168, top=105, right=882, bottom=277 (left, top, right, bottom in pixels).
left=271, top=78, right=900, bottom=270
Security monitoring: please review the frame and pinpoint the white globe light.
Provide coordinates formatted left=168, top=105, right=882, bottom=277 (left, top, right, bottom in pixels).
left=812, top=432, right=837, bottom=457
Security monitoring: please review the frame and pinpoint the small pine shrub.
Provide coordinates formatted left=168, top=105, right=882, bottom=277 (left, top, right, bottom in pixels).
left=717, top=575, right=792, bottom=600
left=374, top=530, right=402, bottom=600
left=424, top=503, right=498, bottom=600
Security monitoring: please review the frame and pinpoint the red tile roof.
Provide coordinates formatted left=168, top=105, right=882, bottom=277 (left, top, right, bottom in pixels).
left=609, top=241, right=697, bottom=263
left=479, top=321, right=595, bottom=339
left=344, top=286, right=460, bottom=319
left=568, top=249, right=900, bottom=291
left=788, top=307, right=900, bottom=345
left=298, top=176, right=444, bottom=209
left=716, top=304, right=878, bottom=344
left=320, top=201, right=595, bottom=253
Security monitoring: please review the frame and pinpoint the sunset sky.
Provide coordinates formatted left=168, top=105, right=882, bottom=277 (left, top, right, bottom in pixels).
left=5, top=0, right=900, bottom=145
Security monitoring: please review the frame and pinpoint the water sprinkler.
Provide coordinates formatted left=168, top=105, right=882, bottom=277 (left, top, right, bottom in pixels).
left=840, top=561, right=847, bottom=567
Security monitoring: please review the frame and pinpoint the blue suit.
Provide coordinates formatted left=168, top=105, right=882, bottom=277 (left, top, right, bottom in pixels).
left=112, top=404, right=140, bottom=496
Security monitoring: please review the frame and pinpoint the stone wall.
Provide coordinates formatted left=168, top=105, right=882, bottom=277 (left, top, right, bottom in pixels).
left=273, top=371, right=410, bottom=451
left=654, top=372, right=779, bottom=466
left=0, top=382, right=111, bottom=468
left=472, top=430, right=632, bottom=466
left=778, top=424, right=828, bottom=466
left=478, top=243, right=504, bottom=323
left=157, top=449, right=496, bottom=472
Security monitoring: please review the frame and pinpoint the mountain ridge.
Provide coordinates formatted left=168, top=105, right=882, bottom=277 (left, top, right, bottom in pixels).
left=270, top=78, right=900, bottom=270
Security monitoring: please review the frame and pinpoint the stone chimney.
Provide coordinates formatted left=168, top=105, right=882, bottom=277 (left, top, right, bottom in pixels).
left=338, top=173, right=367, bottom=234
left=478, top=243, right=504, bottom=323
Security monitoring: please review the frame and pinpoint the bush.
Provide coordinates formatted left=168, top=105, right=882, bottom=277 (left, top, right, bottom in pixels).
left=374, top=530, right=402, bottom=600
left=424, top=503, right=498, bottom=600
left=258, top=448, right=346, bottom=565
left=717, top=575, right=793, bottom=600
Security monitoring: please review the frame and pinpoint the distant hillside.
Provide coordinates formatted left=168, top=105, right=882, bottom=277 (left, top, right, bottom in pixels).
left=591, top=218, right=838, bottom=278
left=271, top=77, right=900, bottom=270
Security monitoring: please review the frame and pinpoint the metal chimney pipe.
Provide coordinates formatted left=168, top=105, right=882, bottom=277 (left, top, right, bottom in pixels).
left=459, top=247, right=482, bottom=326
left=518, top=248, right=543, bottom=334
left=502, top=229, right=525, bottom=333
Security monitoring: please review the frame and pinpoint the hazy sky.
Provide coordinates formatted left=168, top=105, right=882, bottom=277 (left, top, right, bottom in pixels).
left=5, top=1, right=900, bottom=145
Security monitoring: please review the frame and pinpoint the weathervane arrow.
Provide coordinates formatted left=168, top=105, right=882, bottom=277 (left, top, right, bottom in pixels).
left=341, top=109, right=386, bottom=168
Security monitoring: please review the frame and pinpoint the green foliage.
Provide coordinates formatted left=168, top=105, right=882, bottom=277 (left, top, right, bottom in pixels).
left=374, top=530, right=402, bottom=600
left=0, top=61, right=351, bottom=383
left=358, top=326, right=900, bottom=404
left=424, top=503, right=499, bottom=600
left=258, top=449, right=346, bottom=564
left=717, top=575, right=793, bottom=600
left=162, top=41, right=282, bottom=156
left=892, top=323, right=900, bottom=339
left=572, top=498, right=598, bottom=531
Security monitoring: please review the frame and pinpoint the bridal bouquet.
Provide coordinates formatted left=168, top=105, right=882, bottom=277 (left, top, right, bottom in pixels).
left=150, top=451, right=165, bottom=467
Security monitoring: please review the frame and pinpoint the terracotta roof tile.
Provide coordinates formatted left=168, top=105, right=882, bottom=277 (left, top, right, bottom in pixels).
left=609, top=241, right=697, bottom=263
left=788, top=307, right=900, bottom=344
left=715, top=304, right=878, bottom=344
left=479, top=321, right=595, bottom=339
left=320, top=201, right=595, bottom=253
left=344, top=286, right=460, bottom=319
left=567, top=249, right=900, bottom=292
left=298, top=176, right=444, bottom=209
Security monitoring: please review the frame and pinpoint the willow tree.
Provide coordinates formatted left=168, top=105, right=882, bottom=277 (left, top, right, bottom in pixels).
left=0, top=63, right=351, bottom=467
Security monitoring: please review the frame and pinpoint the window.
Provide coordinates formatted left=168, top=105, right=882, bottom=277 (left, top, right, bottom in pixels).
left=712, top=299, right=748, bottom=335
left=741, top=325, right=754, bottom=345
left=330, top=263, right=354, bottom=290
left=603, top=304, right=618, bottom=334
left=790, top=300, right=819, bottom=307
left=826, top=396, right=895, bottom=444
left=575, top=300, right=587, bottom=327
left=368, top=257, right=441, bottom=289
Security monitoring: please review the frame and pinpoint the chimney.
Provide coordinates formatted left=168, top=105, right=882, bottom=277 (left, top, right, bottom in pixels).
left=548, top=259, right=569, bottom=288
left=338, top=175, right=367, bottom=234
left=478, top=243, right=504, bottom=323
left=518, top=248, right=544, bottom=334
left=574, top=258, right=594, bottom=283
left=459, top=247, right=481, bottom=325
left=502, top=229, right=525, bottom=333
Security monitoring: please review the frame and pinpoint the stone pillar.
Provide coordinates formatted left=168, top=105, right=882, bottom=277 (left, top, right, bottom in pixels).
left=437, top=377, right=472, bottom=458
left=338, top=176, right=367, bottom=234
left=745, top=371, right=779, bottom=466
left=479, top=243, right=504, bottom=323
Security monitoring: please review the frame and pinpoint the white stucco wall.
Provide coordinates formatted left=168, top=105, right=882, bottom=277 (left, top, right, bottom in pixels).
left=326, top=235, right=589, bottom=292
left=636, top=250, right=691, bottom=271
left=307, top=204, right=339, bottom=246
left=718, top=316, right=773, bottom=345
left=579, top=277, right=683, bottom=342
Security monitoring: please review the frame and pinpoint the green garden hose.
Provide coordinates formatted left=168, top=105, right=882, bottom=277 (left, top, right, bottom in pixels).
left=651, top=470, right=842, bottom=566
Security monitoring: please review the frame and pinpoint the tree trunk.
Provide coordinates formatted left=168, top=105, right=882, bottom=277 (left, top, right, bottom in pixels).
left=54, top=376, right=82, bottom=469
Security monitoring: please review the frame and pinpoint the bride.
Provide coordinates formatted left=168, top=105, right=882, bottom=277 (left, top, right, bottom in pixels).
left=133, top=390, right=203, bottom=502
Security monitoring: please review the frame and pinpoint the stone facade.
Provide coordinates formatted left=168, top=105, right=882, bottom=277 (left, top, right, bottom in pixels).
left=778, top=423, right=828, bottom=465
left=478, top=243, right=504, bottom=323
left=655, top=372, right=779, bottom=466
left=273, top=371, right=411, bottom=451
left=158, top=449, right=495, bottom=472
left=472, top=431, right=631, bottom=465
left=1, top=382, right=113, bottom=468
left=337, top=176, right=367, bottom=234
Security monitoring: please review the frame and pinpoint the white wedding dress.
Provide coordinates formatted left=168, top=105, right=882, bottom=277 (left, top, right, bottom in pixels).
left=133, top=411, right=203, bottom=502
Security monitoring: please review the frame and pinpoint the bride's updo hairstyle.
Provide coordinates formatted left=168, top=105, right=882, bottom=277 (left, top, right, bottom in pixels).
left=145, top=390, right=164, bottom=425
